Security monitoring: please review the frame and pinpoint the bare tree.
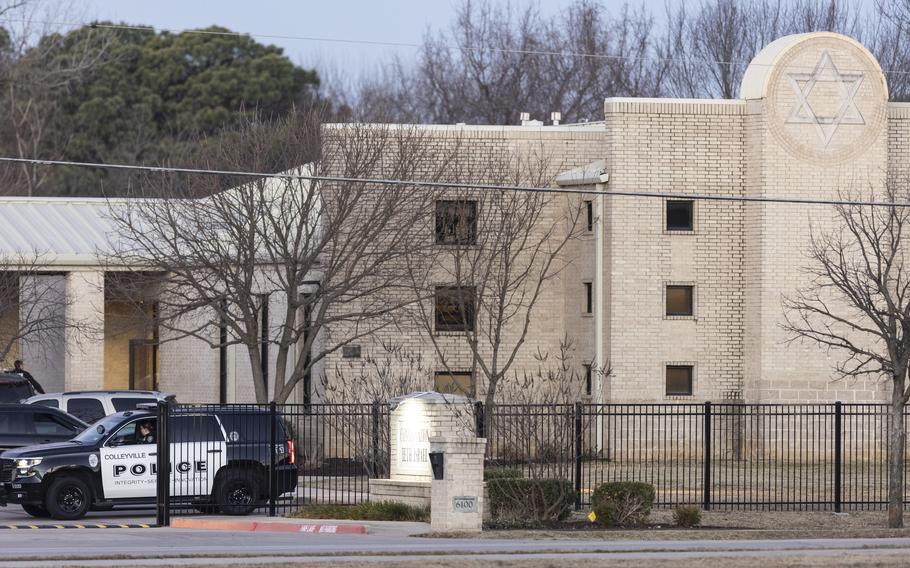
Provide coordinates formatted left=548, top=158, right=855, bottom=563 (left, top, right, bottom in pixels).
left=663, top=0, right=860, bottom=99
left=401, top=145, right=587, bottom=435
left=106, top=107, right=460, bottom=404
left=0, top=253, right=95, bottom=369
left=0, top=0, right=110, bottom=196
left=330, top=0, right=666, bottom=124
left=783, top=182, right=910, bottom=528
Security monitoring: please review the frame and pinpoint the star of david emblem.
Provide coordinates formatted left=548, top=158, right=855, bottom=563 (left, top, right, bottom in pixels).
left=786, top=50, right=865, bottom=146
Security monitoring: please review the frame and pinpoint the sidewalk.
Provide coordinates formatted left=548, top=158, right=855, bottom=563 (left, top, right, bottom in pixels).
left=170, top=515, right=430, bottom=536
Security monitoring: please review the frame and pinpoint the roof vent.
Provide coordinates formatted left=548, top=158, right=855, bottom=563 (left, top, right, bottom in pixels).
left=519, top=112, right=543, bottom=127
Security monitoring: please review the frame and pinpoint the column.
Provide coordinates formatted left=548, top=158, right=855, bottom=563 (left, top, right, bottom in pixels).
left=64, top=270, right=105, bottom=391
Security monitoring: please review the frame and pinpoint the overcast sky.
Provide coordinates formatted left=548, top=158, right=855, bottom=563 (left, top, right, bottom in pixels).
left=81, top=0, right=676, bottom=76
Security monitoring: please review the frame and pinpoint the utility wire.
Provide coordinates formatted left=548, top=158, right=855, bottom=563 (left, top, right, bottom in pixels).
left=0, top=156, right=906, bottom=209
left=0, top=17, right=904, bottom=78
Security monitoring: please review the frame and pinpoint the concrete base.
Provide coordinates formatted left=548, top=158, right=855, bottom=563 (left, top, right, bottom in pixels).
left=369, top=479, right=432, bottom=508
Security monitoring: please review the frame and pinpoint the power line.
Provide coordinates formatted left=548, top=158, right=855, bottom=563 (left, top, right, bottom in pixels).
left=0, top=155, right=906, bottom=209
left=0, top=17, right=905, bottom=78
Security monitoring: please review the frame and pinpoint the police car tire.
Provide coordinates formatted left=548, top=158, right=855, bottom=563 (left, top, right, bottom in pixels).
left=21, top=504, right=51, bottom=518
left=45, top=475, right=92, bottom=520
left=215, top=470, right=260, bottom=515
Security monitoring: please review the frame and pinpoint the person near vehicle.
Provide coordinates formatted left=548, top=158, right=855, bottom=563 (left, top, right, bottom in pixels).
left=11, top=360, right=44, bottom=394
left=136, top=420, right=156, bottom=444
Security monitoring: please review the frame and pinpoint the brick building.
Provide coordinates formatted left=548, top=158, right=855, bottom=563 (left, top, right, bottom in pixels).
left=0, top=32, right=900, bottom=405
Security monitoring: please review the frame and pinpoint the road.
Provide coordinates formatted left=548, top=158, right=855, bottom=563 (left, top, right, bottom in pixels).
left=1, top=504, right=910, bottom=567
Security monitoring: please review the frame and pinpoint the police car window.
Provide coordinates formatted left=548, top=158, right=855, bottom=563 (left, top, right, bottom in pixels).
left=171, top=416, right=223, bottom=443
left=73, top=414, right=125, bottom=444
left=32, top=399, right=59, bottom=409
left=33, top=413, right=77, bottom=435
left=216, top=413, right=279, bottom=442
left=108, top=419, right=157, bottom=446
left=111, top=398, right=155, bottom=412
left=67, top=398, right=106, bottom=423
left=0, top=412, right=29, bottom=434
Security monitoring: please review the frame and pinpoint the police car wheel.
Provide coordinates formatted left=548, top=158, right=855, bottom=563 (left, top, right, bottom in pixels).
left=216, top=471, right=260, bottom=515
left=21, top=504, right=50, bottom=518
left=46, top=476, right=91, bottom=520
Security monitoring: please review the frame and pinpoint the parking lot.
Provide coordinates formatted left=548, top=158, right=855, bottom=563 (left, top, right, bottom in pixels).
left=0, top=503, right=156, bottom=527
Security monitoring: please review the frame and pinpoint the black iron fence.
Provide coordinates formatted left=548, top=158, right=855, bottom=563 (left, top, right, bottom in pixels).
left=155, top=401, right=389, bottom=525
left=153, top=400, right=910, bottom=525
left=479, top=401, right=910, bottom=511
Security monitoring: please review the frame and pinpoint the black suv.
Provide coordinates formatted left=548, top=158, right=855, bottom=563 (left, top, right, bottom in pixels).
left=0, top=405, right=88, bottom=452
left=0, top=374, right=37, bottom=404
left=0, top=406, right=297, bottom=520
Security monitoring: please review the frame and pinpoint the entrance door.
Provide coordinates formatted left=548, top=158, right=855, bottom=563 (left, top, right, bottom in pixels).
left=129, top=340, right=158, bottom=391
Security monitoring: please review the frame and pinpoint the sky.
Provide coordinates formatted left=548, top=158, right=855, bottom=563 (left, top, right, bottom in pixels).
left=78, top=0, right=675, bottom=76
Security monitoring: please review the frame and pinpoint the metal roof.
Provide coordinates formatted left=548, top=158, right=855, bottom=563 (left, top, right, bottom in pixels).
left=0, top=197, right=120, bottom=266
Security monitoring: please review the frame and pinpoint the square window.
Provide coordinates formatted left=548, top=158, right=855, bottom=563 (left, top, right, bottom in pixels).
left=342, top=345, right=361, bottom=359
left=666, top=365, right=693, bottom=396
left=435, top=200, right=477, bottom=245
left=584, top=282, right=593, bottom=314
left=434, top=371, right=475, bottom=397
left=435, top=286, right=476, bottom=332
left=666, top=285, right=693, bottom=316
left=666, top=200, right=693, bottom=231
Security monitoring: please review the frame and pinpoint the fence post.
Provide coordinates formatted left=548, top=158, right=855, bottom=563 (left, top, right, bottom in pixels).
left=268, top=401, right=277, bottom=517
left=574, top=402, right=583, bottom=510
left=155, top=399, right=171, bottom=527
left=703, top=401, right=712, bottom=511
left=474, top=401, right=485, bottom=438
left=371, top=401, right=381, bottom=477
left=834, top=401, right=842, bottom=513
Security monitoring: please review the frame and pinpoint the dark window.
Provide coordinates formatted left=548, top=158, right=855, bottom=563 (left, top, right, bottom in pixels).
left=435, top=200, right=477, bottom=245
left=667, top=200, right=693, bottom=231
left=172, top=416, right=223, bottom=443
left=666, top=285, right=694, bottom=316
left=217, top=413, right=289, bottom=443
left=342, top=345, right=362, bottom=359
left=0, top=379, right=34, bottom=403
left=111, top=398, right=156, bottom=412
left=585, top=200, right=593, bottom=232
left=32, top=398, right=59, bottom=409
left=107, top=421, right=148, bottom=447
left=0, top=412, right=29, bottom=434
left=33, top=413, right=78, bottom=436
left=434, top=371, right=475, bottom=397
left=66, top=398, right=106, bottom=424
left=584, top=364, right=592, bottom=396
left=666, top=365, right=694, bottom=396
left=435, top=286, right=476, bottom=332
left=584, top=282, right=593, bottom=314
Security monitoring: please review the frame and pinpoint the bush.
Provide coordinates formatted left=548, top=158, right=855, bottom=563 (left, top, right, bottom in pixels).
left=591, top=482, right=655, bottom=527
left=484, top=466, right=523, bottom=480
left=288, top=501, right=429, bottom=522
left=487, top=478, right=575, bottom=521
left=672, top=506, right=702, bottom=528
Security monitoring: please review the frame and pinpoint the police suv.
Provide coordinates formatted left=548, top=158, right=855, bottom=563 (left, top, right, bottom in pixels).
left=0, top=405, right=298, bottom=520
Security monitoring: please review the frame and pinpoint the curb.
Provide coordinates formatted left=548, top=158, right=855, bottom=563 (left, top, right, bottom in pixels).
left=0, top=523, right=153, bottom=529
left=170, top=518, right=368, bottom=534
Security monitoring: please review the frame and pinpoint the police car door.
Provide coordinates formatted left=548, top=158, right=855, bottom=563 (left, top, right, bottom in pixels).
left=100, top=419, right=158, bottom=499
left=169, top=415, right=226, bottom=497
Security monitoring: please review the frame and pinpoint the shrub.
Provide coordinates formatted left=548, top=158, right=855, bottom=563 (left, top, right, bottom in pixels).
left=484, top=466, right=523, bottom=480
left=288, top=501, right=429, bottom=522
left=672, top=506, right=702, bottom=528
left=487, top=478, right=575, bottom=521
left=591, top=482, right=655, bottom=527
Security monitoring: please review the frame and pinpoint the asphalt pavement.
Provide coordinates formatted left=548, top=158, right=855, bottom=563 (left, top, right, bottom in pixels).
left=2, top=504, right=910, bottom=567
